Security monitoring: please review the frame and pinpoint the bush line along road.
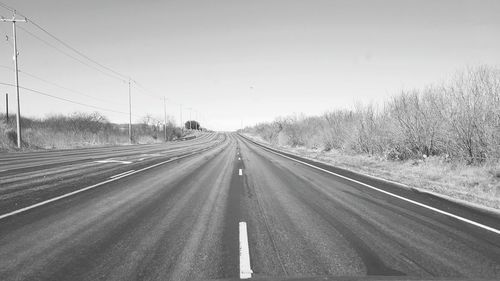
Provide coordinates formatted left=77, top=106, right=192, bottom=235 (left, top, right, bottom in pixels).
left=0, top=132, right=499, bottom=281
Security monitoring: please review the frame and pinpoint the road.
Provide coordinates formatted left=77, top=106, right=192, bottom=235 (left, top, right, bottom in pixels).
left=0, top=132, right=223, bottom=215
left=0, top=132, right=499, bottom=281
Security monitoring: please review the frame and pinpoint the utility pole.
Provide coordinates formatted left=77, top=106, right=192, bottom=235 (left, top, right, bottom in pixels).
left=128, top=79, right=132, bottom=143
left=1, top=12, right=27, bottom=148
left=180, top=104, right=183, bottom=131
left=5, top=93, right=8, bottom=123
left=163, top=96, right=167, bottom=142
left=189, top=108, right=192, bottom=130
left=195, top=110, right=199, bottom=130
left=194, top=110, right=198, bottom=130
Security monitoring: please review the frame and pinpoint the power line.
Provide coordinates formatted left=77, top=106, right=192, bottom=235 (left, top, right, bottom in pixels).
left=27, top=19, right=130, bottom=81
left=1, top=3, right=181, bottom=105
left=0, top=2, right=213, bottom=129
left=131, top=80, right=194, bottom=109
left=0, top=64, right=127, bottom=105
left=0, top=63, right=192, bottom=123
left=0, top=81, right=139, bottom=117
left=11, top=11, right=187, bottom=116
left=17, top=25, right=127, bottom=83
left=130, top=83, right=209, bottom=128
left=0, top=2, right=130, bottom=82
left=0, top=2, right=14, bottom=13
left=131, top=80, right=163, bottom=100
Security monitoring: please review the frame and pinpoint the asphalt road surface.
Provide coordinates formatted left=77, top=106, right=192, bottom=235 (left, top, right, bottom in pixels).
left=0, top=132, right=499, bottom=281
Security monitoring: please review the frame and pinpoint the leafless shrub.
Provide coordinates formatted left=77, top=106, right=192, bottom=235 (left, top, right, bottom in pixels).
left=242, top=65, right=500, bottom=165
left=322, top=109, right=356, bottom=151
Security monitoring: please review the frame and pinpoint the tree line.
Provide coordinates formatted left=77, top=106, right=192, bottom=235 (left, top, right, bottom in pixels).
left=242, top=65, right=500, bottom=164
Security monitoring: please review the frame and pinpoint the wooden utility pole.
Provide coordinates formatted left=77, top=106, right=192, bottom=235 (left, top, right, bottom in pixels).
left=5, top=93, right=8, bottom=122
left=1, top=12, right=27, bottom=148
left=163, top=97, right=167, bottom=141
left=189, top=108, right=192, bottom=130
left=180, top=104, right=183, bottom=130
left=128, top=79, right=132, bottom=143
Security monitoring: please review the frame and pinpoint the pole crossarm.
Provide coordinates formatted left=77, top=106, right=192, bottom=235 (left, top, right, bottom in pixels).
left=0, top=17, right=28, bottom=23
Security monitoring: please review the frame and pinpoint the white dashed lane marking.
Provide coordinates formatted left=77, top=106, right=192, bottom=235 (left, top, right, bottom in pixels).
left=109, top=170, right=135, bottom=179
left=0, top=151, right=204, bottom=221
left=95, top=159, right=132, bottom=165
left=239, top=222, right=253, bottom=279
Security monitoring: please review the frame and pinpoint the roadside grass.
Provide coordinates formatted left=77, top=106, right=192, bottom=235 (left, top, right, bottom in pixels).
left=0, top=122, right=14, bottom=150
left=0, top=113, right=185, bottom=151
left=244, top=134, right=500, bottom=210
left=0, top=124, right=146, bottom=150
left=20, top=128, right=136, bottom=149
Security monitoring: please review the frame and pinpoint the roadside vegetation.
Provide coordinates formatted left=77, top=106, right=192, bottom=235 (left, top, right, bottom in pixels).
left=241, top=65, right=500, bottom=209
left=0, top=111, right=192, bottom=150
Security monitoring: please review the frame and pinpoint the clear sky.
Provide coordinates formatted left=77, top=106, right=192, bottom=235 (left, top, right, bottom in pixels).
left=0, top=0, right=499, bottom=131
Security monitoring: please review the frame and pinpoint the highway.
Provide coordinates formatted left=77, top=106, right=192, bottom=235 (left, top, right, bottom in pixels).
left=0, top=132, right=499, bottom=281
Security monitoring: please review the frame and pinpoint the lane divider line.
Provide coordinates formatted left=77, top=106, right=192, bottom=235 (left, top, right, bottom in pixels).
left=0, top=147, right=216, bottom=221
left=239, top=222, right=253, bottom=279
left=95, top=159, right=132, bottom=165
left=109, top=170, right=135, bottom=179
left=239, top=169, right=243, bottom=176
left=248, top=139, right=500, bottom=236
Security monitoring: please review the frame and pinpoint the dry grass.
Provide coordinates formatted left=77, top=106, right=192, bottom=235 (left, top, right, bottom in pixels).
left=1, top=125, right=131, bottom=150
left=0, top=127, right=165, bottom=151
left=0, top=113, right=179, bottom=151
left=0, top=122, right=15, bottom=150
left=245, top=134, right=500, bottom=210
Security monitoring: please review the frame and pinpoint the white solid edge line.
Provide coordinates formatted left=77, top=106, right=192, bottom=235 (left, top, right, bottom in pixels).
left=0, top=151, right=203, bottom=221
left=239, top=222, right=253, bottom=279
left=239, top=169, right=243, bottom=176
left=256, top=144, right=500, bottom=236
left=109, top=170, right=135, bottom=179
